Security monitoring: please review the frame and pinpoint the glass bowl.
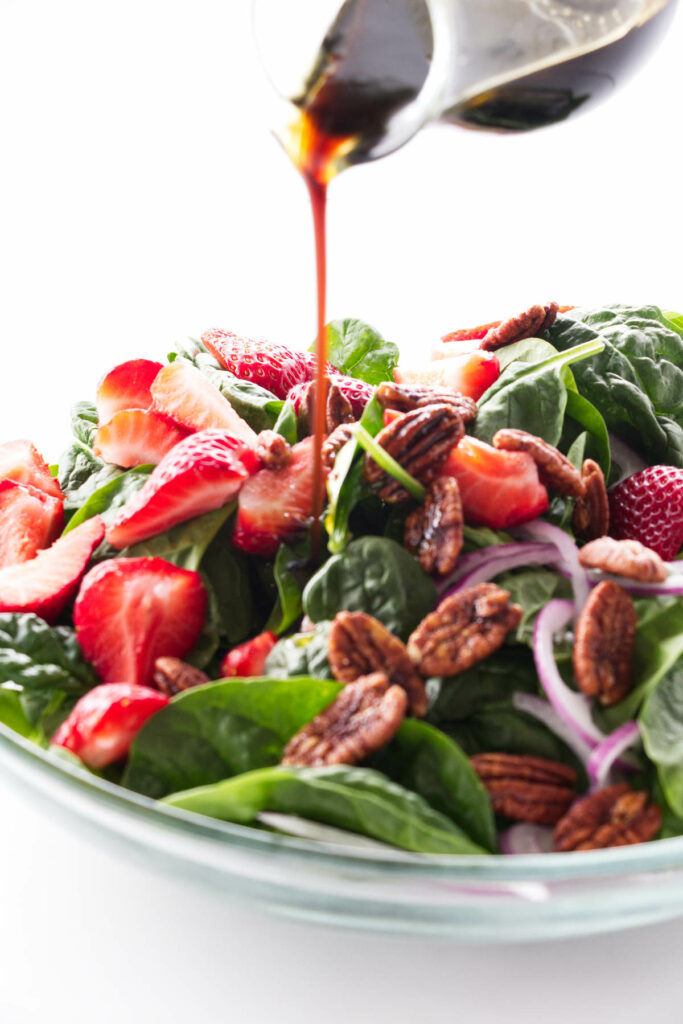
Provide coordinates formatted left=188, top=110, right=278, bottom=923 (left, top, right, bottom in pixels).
left=3, top=720, right=683, bottom=943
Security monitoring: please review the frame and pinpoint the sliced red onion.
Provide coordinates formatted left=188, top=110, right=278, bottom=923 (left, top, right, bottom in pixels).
left=500, top=823, right=554, bottom=855
left=438, top=542, right=559, bottom=599
left=514, top=520, right=590, bottom=614
left=587, top=721, right=641, bottom=791
left=512, top=692, right=593, bottom=765
left=585, top=569, right=683, bottom=598
left=533, top=599, right=605, bottom=748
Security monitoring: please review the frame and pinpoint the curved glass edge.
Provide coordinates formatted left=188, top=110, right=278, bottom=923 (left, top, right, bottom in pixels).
left=3, top=720, right=683, bottom=882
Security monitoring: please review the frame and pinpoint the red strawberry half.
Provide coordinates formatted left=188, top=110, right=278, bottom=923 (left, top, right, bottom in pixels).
left=232, top=435, right=318, bottom=556
left=107, top=429, right=254, bottom=550
left=93, top=409, right=188, bottom=467
left=395, top=352, right=500, bottom=403
left=74, top=557, right=207, bottom=688
left=95, top=359, right=163, bottom=423
left=52, top=682, right=169, bottom=769
left=0, top=515, right=105, bottom=622
left=221, top=631, right=278, bottom=677
left=202, top=328, right=311, bottom=400
left=151, top=361, right=257, bottom=445
left=0, top=479, right=64, bottom=568
left=287, top=373, right=374, bottom=419
left=0, top=440, right=64, bottom=500
left=441, top=435, right=549, bottom=530
left=609, top=465, right=683, bottom=560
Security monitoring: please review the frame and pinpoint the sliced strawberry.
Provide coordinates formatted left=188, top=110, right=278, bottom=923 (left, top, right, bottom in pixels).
left=151, top=361, right=257, bottom=445
left=95, top=359, right=163, bottom=423
left=395, top=352, right=500, bottom=403
left=441, top=436, right=549, bottom=530
left=441, top=320, right=501, bottom=345
left=0, top=440, right=64, bottom=500
left=202, top=328, right=311, bottom=400
left=93, top=408, right=188, bottom=468
left=0, top=515, right=105, bottom=623
left=287, top=373, right=374, bottom=419
left=0, top=480, right=64, bottom=568
left=609, top=465, right=683, bottom=560
left=74, top=557, right=206, bottom=689
left=221, top=631, right=278, bottom=677
left=232, top=435, right=317, bottom=556
left=52, top=682, right=169, bottom=769
left=107, top=430, right=254, bottom=550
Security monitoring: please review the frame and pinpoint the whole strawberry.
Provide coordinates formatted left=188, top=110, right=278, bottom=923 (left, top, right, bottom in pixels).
left=609, top=465, right=683, bottom=560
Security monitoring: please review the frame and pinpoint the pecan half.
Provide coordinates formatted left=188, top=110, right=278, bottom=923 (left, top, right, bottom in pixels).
left=572, top=458, right=609, bottom=541
left=301, top=376, right=354, bottom=435
left=573, top=580, right=636, bottom=706
left=281, top=672, right=407, bottom=767
left=404, top=477, right=463, bottom=576
left=376, top=380, right=477, bottom=424
left=407, top=583, right=522, bottom=677
left=255, top=430, right=292, bottom=470
left=363, top=404, right=464, bottom=503
left=153, top=657, right=210, bottom=696
left=578, top=536, right=667, bottom=583
left=471, top=753, right=578, bottom=825
left=321, top=422, right=356, bottom=472
left=554, top=783, right=662, bottom=851
left=493, top=428, right=585, bottom=498
left=481, top=301, right=559, bottom=350
left=328, top=611, right=428, bottom=716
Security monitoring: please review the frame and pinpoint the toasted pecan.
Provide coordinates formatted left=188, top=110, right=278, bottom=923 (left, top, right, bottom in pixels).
left=493, top=428, right=585, bottom=498
left=376, top=381, right=477, bottom=424
left=471, top=753, right=578, bottom=825
left=255, top=430, right=293, bottom=470
left=407, top=583, right=522, bottom=677
left=153, top=657, right=210, bottom=696
left=404, top=477, right=463, bottom=577
left=573, top=581, right=636, bottom=706
left=321, top=422, right=356, bottom=472
left=300, top=376, right=355, bottom=435
left=328, top=611, right=428, bottom=717
left=281, top=672, right=407, bottom=767
left=554, top=784, right=662, bottom=851
left=363, top=404, right=464, bottom=503
left=480, top=301, right=559, bottom=351
left=573, top=459, right=609, bottom=541
left=578, top=536, right=668, bottom=583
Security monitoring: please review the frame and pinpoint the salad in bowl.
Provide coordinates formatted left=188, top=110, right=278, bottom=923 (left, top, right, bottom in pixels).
left=1, top=300, right=683, bottom=863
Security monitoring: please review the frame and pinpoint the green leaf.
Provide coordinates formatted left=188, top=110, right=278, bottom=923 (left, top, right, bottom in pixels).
left=123, top=676, right=343, bottom=798
left=0, top=688, right=43, bottom=741
left=120, top=504, right=235, bottom=571
left=302, top=536, right=436, bottom=639
left=0, top=613, right=99, bottom=726
left=640, top=663, right=683, bottom=817
left=58, top=441, right=122, bottom=513
left=563, top=389, right=611, bottom=477
left=162, top=764, right=487, bottom=855
left=427, top=648, right=539, bottom=723
left=63, top=465, right=153, bottom=534
left=493, top=337, right=559, bottom=372
left=265, top=623, right=333, bottom=680
left=472, top=340, right=602, bottom=447
left=264, top=542, right=308, bottom=635
left=70, top=401, right=99, bottom=447
left=546, top=305, right=683, bottom=467
left=494, top=568, right=570, bottom=644
left=272, top=400, right=298, bottom=445
left=322, top=319, right=398, bottom=385
left=601, top=598, right=683, bottom=729
left=370, top=720, right=496, bottom=851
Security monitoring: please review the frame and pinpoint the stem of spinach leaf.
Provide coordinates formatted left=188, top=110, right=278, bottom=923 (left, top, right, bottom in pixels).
left=354, top=425, right=426, bottom=502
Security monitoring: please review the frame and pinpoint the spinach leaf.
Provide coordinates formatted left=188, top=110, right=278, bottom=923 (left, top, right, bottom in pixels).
left=0, top=613, right=99, bottom=726
left=563, top=389, right=611, bottom=476
left=546, top=306, right=683, bottom=467
left=70, top=401, right=99, bottom=447
left=463, top=524, right=513, bottom=550
left=472, top=339, right=602, bottom=447
left=63, top=465, right=153, bottom=534
left=265, top=623, right=333, bottom=680
left=123, top=676, right=342, bottom=797
left=264, top=541, right=309, bottom=635
left=601, top=597, right=683, bottom=729
left=162, top=764, right=486, bottom=855
left=443, top=707, right=584, bottom=774
left=120, top=504, right=234, bottom=570
left=303, top=536, right=436, bottom=639
left=325, top=394, right=385, bottom=555
left=321, top=319, right=398, bottom=385
left=171, top=342, right=283, bottom=432
left=640, top=663, right=683, bottom=817
left=0, top=688, right=43, bottom=741
left=427, top=648, right=539, bottom=723
left=494, top=568, right=570, bottom=644
left=370, top=720, right=496, bottom=851
left=493, top=337, right=559, bottom=372
left=272, top=399, right=298, bottom=445
left=58, top=440, right=122, bottom=513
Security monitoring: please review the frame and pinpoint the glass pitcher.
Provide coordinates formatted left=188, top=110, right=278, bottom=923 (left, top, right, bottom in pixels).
left=253, top=0, right=677, bottom=178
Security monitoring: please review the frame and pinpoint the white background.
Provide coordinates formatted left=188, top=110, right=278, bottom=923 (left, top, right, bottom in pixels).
left=1, top=1, right=682, bottom=1021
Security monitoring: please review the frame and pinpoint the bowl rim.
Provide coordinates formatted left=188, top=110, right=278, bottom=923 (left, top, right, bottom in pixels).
left=3, top=720, right=683, bottom=881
